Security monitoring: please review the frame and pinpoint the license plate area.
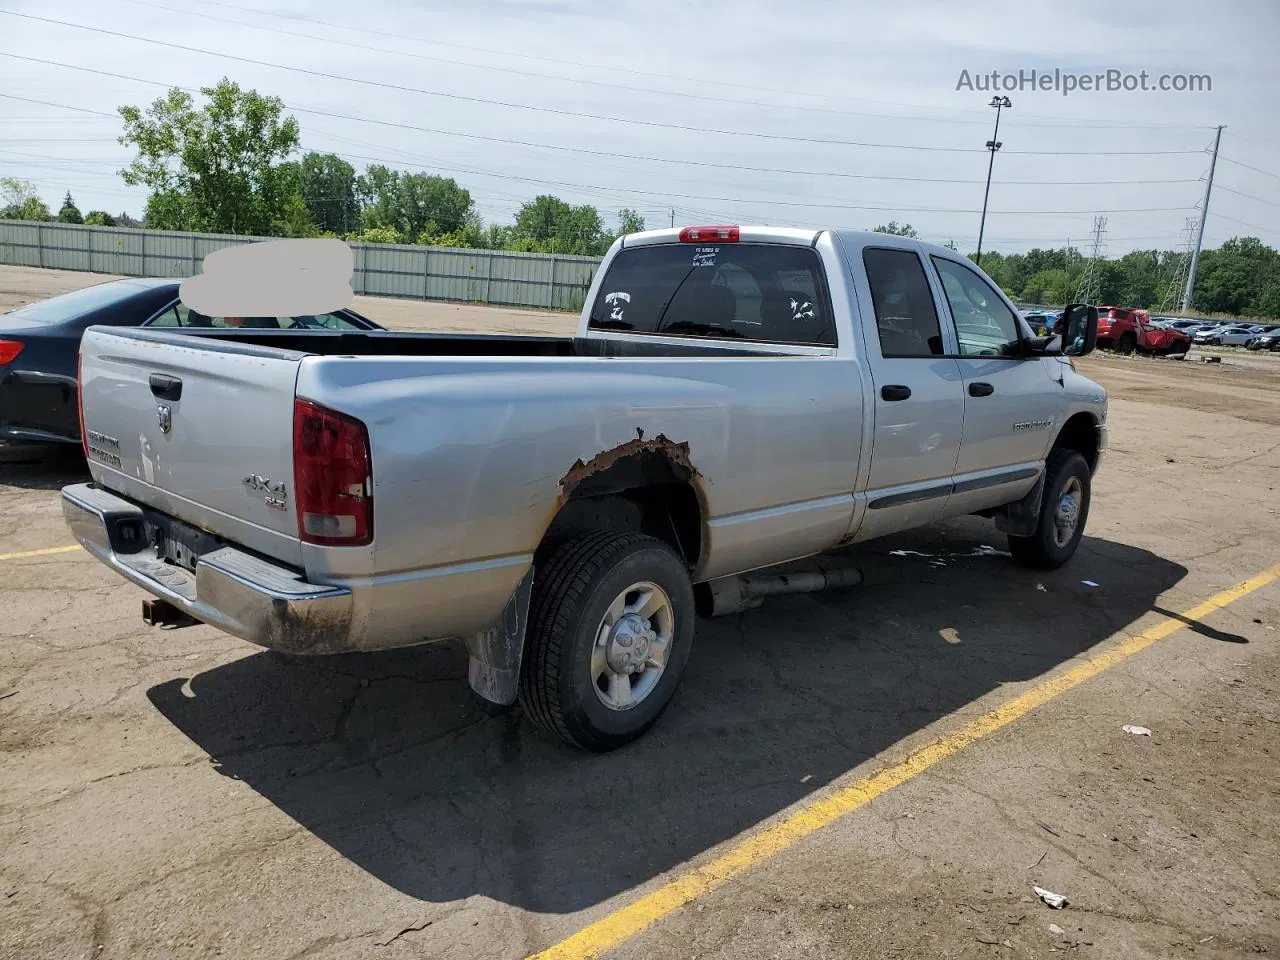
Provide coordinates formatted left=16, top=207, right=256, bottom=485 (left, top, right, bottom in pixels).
left=141, top=511, right=224, bottom=572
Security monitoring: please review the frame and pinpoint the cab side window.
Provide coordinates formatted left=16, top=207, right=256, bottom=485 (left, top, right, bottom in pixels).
left=930, top=257, right=1023, bottom=358
left=862, top=248, right=944, bottom=357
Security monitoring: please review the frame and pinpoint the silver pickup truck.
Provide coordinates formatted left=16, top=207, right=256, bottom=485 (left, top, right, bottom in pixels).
left=62, top=226, right=1107, bottom=750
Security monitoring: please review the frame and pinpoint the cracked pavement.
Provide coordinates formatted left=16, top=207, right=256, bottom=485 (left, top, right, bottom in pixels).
left=2, top=266, right=1279, bottom=959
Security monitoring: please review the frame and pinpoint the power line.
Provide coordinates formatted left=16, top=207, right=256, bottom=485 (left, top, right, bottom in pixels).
left=175, top=0, right=1217, bottom=131
left=0, top=144, right=1197, bottom=218
left=0, top=131, right=1205, bottom=188
left=0, top=92, right=118, bottom=117
left=0, top=52, right=1214, bottom=202
left=1214, top=184, right=1280, bottom=209
left=1212, top=212, right=1280, bottom=237
left=0, top=14, right=1208, bottom=158
left=111, top=0, right=1216, bottom=135
left=1218, top=155, right=1280, bottom=182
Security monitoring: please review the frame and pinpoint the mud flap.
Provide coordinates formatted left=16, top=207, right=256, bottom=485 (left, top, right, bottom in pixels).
left=994, top=471, right=1046, bottom=538
left=464, top=567, right=534, bottom=705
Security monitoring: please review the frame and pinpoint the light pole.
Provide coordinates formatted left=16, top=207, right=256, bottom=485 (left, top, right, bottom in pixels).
left=975, top=95, right=1011, bottom=267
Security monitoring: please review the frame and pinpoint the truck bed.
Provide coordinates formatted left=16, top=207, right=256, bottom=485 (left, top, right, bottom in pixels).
left=167, top=327, right=774, bottom=359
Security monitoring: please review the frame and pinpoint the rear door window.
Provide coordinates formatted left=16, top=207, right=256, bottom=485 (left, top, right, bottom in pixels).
left=861, top=248, right=944, bottom=357
left=587, top=243, right=835, bottom=346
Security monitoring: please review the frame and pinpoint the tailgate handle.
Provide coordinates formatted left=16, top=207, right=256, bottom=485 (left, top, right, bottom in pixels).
left=149, top=374, right=182, bottom=401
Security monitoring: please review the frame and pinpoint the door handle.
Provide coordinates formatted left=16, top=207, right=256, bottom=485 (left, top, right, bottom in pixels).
left=149, top=374, right=182, bottom=401
left=968, top=381, right=995, bottom=397
left=880, top=384, right=912, bottom=402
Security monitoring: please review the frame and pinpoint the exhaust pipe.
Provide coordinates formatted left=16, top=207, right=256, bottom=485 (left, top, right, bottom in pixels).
left=142, top=598, right=199, bottom=629
left=699, top=563, right=864, bottom=617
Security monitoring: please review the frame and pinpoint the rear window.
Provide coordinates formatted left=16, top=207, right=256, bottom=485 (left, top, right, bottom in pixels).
left=587, top=243, right=835, bottom=346
left=2, top=280, right=157, bottom=324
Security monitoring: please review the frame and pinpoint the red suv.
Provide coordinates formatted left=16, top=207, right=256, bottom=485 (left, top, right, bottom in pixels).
left=1094, top=306, right=1191, bottom=356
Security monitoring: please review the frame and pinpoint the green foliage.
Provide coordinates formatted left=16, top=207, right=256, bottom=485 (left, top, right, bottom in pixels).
left=58, top=191, right=83, bottom=224
left=118, top=78, right=302, bottom=236
left=872, top=221, right=918, bottom=237
left=1019, top=268, right=1071, bottom=305
left=513, top=195, right=608, bottom=255
left=84, top=210, right=116, bottom=226
left=1, top=177, right=50, bottom=220
left=348, top=225, right=404, bottom=244
left=417, top=228, right=473, bottom=248
left=356, top=165, right=476, bottom=239
left=616, top=208, right=645, bottom=236
left=294, top=152, right=359, bottom=234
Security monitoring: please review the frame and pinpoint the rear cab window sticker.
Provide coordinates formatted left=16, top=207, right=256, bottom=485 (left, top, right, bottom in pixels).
left=692, top=246, right=719, bottom=268
left=604, top=291, right=631, bottom=322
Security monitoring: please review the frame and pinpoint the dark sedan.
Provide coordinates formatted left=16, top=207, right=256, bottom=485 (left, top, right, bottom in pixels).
left=0, top=278, right=384, bottom=445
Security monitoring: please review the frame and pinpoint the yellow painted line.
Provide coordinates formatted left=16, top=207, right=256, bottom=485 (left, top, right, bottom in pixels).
left=0, top=544, right=83, bottom=562
left=530, top=563, right=1280, bottom=960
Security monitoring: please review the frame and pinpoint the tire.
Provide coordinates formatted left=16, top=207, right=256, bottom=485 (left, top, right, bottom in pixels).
left=518, top=531, right=695, bottom=751
left=1008, top=448, right=1092, bottom=570
left=1116, top=333, right=1137, bottom=355
left=1170, top=340, right=1189, bottom=355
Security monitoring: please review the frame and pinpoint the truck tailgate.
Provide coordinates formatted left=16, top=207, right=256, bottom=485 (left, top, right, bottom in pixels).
left=79, top=327, right=305, bottom=566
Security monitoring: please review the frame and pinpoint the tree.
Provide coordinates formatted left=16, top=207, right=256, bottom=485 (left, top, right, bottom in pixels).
left=513, top=195, right=608, bottom=255
left=1, top=177, right=50, bottom=220
left=1019, top=268, right=1071, bottom=305
left=356, top=165, right=476, bottom=240
left=84, top=210, right=116, bottom=226
left=616, top=208, right=645, bottom=236
left=118, top=78, right=303, bottom=236
left=872, top=221, right=918, bottom=237
left=58, top=191, right=83, bottom=224
left=294, top=152, right=359, bottom=234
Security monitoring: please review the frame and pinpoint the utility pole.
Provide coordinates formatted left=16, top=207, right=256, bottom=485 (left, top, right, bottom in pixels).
left=975, top=95, right=1011, bottom=266
left=670, top=208, right=675, bottom=228
left=1182, top=124, right=1223, bottom=312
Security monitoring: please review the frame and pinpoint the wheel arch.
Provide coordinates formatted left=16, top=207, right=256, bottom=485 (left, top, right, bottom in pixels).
left=541, top=435, right=707, bottom=570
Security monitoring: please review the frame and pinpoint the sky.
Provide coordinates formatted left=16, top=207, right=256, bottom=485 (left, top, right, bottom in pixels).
left=1, top=0, right=1278, bottom=257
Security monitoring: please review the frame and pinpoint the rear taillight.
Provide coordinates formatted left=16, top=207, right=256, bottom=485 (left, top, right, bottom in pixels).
left=293, top=398, right=373, bottom=546
left=678, top=225, right=740, bottom=243
left=0, top=339, right=23, bottom=365
left=77, top=348, right=88, bottom=459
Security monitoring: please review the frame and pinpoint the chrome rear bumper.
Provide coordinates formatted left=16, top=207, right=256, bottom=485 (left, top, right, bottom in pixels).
left=61, top=482, right=354, bottom=654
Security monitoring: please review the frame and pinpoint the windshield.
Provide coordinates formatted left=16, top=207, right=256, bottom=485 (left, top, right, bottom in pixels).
left=588, top=242, right=835, bottom=346
left=2, top=280, right=158, bottom=324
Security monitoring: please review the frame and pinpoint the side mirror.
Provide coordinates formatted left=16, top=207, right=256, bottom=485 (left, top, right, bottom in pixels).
left=1059, top=303, right=1098, bottom=357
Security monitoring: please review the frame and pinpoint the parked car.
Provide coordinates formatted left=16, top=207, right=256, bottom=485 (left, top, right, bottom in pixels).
left=1093, top=305, right=1191, bottom=356
left=63, top=228, right=1107, bottom=751
left=0, top=278, right=384, bottom=444
left=1247, top=329, right=1280, bottom=351
left=1193, top=325, right=1259, bottom=347
left=1021, top=309, right=1061, bottom=335
left=1160, top=319, right=1210, bottom=334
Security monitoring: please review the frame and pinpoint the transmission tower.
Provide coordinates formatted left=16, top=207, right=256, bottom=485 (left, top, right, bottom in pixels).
left=1073, top=216, right=1107, bottom=305
left=1159, top=217, right=1200, bottom=313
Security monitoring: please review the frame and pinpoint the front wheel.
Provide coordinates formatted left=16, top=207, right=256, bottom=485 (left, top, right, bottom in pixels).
left=1008, top=448, right=1092, bottom=570
left=519, top=531, right=695, bottom=751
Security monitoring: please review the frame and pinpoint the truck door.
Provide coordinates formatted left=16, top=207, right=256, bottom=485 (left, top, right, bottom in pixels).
left=926, top=254, right=1058, bottom=515
left=849, top=245, right=966, bottom=543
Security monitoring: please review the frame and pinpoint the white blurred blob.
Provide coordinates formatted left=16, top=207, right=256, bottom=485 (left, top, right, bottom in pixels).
left=179, top=238, right=354, bottom=317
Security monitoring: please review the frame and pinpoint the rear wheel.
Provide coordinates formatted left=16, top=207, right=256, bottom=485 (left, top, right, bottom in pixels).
left=518, top=532, right=695, bottom=751
left=1116, top=332, right=1137, bottom=355
left=1008, top=448, right=1091, bottom=570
